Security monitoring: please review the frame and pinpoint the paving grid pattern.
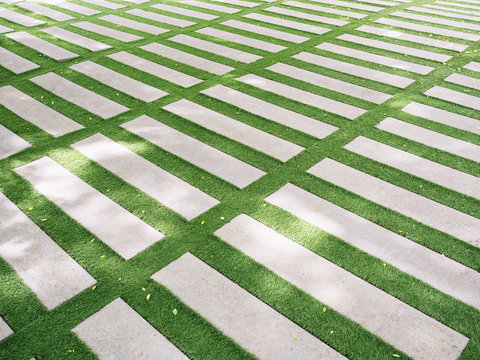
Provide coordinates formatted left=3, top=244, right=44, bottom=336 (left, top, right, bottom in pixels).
left=0, top=0, right=479, bottom=358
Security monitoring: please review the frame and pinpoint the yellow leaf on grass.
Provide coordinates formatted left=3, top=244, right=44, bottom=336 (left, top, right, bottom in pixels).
left=173, top=308, right=178, bottom=315
left=322, top=307, right=326, bottom=313
left=146, top=294, right=151, bottom=300
left=393, top=355, right=400, bottom=358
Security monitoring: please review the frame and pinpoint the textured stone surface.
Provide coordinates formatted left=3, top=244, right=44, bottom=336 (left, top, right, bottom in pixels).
left=99, top=14, right=168, bottom=35
left=151, top=3, right=217, bottom=20
left=126, top=8, right=195, bottom=27
left=72, top=21, right=143, bottom=42
left=0, top=7, right=45, bottom=26
left=181, top=0, right=239, bottom=14
left=152, top=252, right=348, bottom=360
left=0, top=123, right=31, bottom=160
left=243, top=13, right=330, bottom=35
left=41, top=26, right=111, bottom=51
left=15, top=1, right=74, bottom=21
left=15, top=157, right=164, bottom=260
left=425, top=86, right=480, bottom=112
left=221, top=19, right=309, bottom=43
left=0, top=317, right=13, bottom=342
left=0, top=47, right=39, bottom=74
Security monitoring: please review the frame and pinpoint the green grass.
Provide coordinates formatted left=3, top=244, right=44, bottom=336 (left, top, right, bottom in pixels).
left=0, top=0, right=479, bottom=359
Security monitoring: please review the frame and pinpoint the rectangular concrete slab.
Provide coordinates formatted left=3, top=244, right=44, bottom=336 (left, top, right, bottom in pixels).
left=152, top=253, right=347, bottom=360
left=15, top=157, right=163, bottom=260
left=0, top=123, right=31, bottom=160
left=41, top=26, right=111, bottom=52
left=209, top=0, right=257, bottom=7
left=196, top=27, right=286, bottom=52
left=43, top=0, right=100, bottom=15
left=151, top=3, right=217, bottom=20
left=72, top=133, right=219, bottom=220
left=126, top=9, right=195, bottom=27
left=0, top=317, right=13, bottom=341
left=375, top=18, right=480, bottom=41
left=78, top=0, right=124, bottom=10
left=345, top=136, right=480, bottom=200
left=425, top=85, right=480, bottom=112
left=264, top=6, right=348, bottom=26
left=163, top=99, right=304, bottom=162
left=310, top=0, right=383, bottom=12
left=15, top=1, right=74, bottom=21
left=464, top=61, right=480, bottom=72
left=264, top=184, right=480, bottom=310
left=355, top=25, right=468, bottom=52
left=31, top=73, right=128, bottom=119
left=0, top=25, right=12, bottom=33
left=168, top=34, right=262, bottom=63
left=122, top=115, right=265, bottom=189
left=402, top=101, right=480, bottom=134
left=181, top=0, right=239, bottom=14
left=317, top=42, right=434, bottom=75
left=5, top=31, right=78, bottom=62
left=391, top=11, right=480, bottom=31
left=405, top=6, right=480, bottom=22
left=337, top=33, right=451, bottom=62
left=0, top=46, right=39, bottom=74
left=108, top=51, right=201, bottom=87
left=99, top=14, right=168, bottom=35
left=215, top=214, right=470, bottom=359
left=267, top=62, right=391, bottom=104
left=445, top=73, right=480, bottom=90
left=221, top=19, right=309, bottom=43
left=376, top=117, right=480, bottom=163
left=140, top=43, right=234, bottom=75
left=201, top=84, right=338, bottom=139
left=237, top=74, right=367, bottom=120
left=73, top=298, right=188, bottom=360
left=243, top=13, right=330, bottom=35
left=308, top=158, right=480, bottom=246
left=0, top=7, right=45, bottom=26
left=72, top=21, right=142, bottom=42
left=70, top=61, right=166, bottom=102
left=285, top=0, right=366, bottom=19
left=0, top=86, right=84, bottom=137
left=293, top=51, right=414, bottom=88
left=0, top=191, right=96, bottom=310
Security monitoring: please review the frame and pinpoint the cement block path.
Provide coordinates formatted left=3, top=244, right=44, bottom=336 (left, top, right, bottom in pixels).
left=0, top=1, right=478, bottom=359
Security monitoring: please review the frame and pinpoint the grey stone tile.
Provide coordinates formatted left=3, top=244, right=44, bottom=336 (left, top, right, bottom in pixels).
left=41, top=26, right=111, bottom=52
left=0, top=85, right=84, bottom=137
left=310, top=0, right=383, bottom=12
left=426, top=3, right=480, bottom=15
left=72, top=21, right=143, bottom=42
left=163, top=99, right=304, bottom=162
left=201, top=84, right=338, bottom=139
left=99, top=14, right=168, bottom=35
left=375, top=17, right=480, bottom=41
left=0, top=47, right=39, bottom=74
left=267, top=62, right=392, bottom=104
left=308, top=158, right=480, bottom=246
left=126, top=9, right=195, bottom=27
left=377, top=117, right=480, bottom=162
left=425, top=85, right=480, bottom=111
left=15, top=2, right=74, bottom=22
left=406, top=6, right=480, bottom=22
left=180, top=0, right=239, bottom=14
left=0, top=191, right=96, bottom=310
left=78, top=0, right=124, bottom=10
left=15, top=157, right=164, bottom=260
left=72, top=133, right=219, bottom=220
left=0, top=317, right=13, bottom=341
left=108, top=51, right=202, bottom=87
left=392, top=11, right=480, bottom=31
left=196, top=27, right=286, bottom=52
left=356, top=25, right=468, bottom=52
left=0, top=24, right=12, bottom=33
left=221, top=19, right=309, bottom=43
left=0, top=7, right=45, bottom=26
left=264, top=6, right=348, bottom=26
left=141, top=43, right=234, bottom=75
left=73, top=298, right=188, bottom=360
left=168, top=34, right=262, bottom=63
left=70, top=61, right=167, bottom=102
left=402, top=101, right=480, bottom=134
left=294, top=51, right=414, bottom=88
left=264, top=184, right=480, bottom=310
left=237, top=74, right=367, bottom=120
left=209, top=0, right=257, bottom=7
left=0, top=123, right=31, bottom=160
left=317, top=42, right=434, bottom=75
left=337, top=33, right=451, bottom=62
left=31, top=73, right=128, bottom=119
left=152, top=252, right=347, bottom=360
left=345, top=136, right=480, bottom=200
left=5, top=31, right=78, bottom=62
left=464, top=61, right=480, bottom=72
left=215, top=214, right=469, bottom=360
left=122, top=115, right=266, bottom=189
left=151, top=3, right=217, bottom=20
left=44, top=0, right=100, bottom=16
left=284, top=0, right=366, bottom=19
left=243, top=13, right=330, bottom=35
left=445, top=73, right=480, bottom=90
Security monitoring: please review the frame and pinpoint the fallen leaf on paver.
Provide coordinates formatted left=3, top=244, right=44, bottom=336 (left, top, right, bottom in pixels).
left=173, top=308, right=178, bottom=315
left=294, top=338, right=299, bottom=341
